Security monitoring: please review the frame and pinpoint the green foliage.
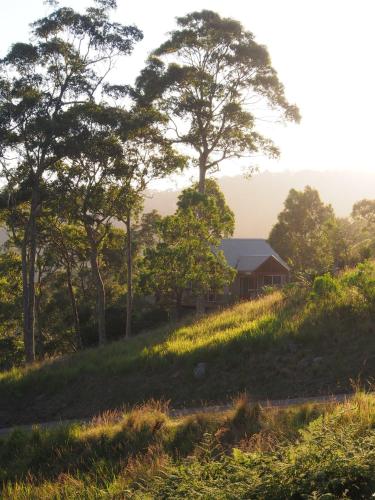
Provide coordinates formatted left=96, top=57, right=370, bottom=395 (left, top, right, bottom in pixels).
left=343, top=261, right=375, bottom=306
left=177, top=179, right=235, bottom=239
left=331, top=216, right=374, bottom=268
left=0, top=251, right=22, bottom=319
left=0, top=252, right=23, bottom=370
left=311, top=274, right=341, bottom=299
left=141, top=394, right=375, bottom=499
left=269, top=186, right=336, bottom=275
left=141, top=180, right=235, bottom=312
left=352, top=199, right=375, bottom=226
left=136, top=10, right=299, bottom=187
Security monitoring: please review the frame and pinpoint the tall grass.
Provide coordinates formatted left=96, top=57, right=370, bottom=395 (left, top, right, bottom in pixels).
left=138, top=393, right=375, bottom=499
left=3, top=393, right=375, bottom=498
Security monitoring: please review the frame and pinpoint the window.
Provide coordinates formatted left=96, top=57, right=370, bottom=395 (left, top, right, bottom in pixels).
left=263, top=275, right=273, bottom=286
left=207, top=291, right=217, bottom=302
left=273, top=275, right=282, bottom=285
left=263, top=275, right=282, bottom=286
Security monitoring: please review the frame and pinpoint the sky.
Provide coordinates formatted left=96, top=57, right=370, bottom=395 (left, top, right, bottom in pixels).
left=1, top=0, right=375, bottom=186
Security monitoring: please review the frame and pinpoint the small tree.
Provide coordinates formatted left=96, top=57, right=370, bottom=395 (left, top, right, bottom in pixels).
left=351, top=199, right=375, bottom=260
left=331, top=217, right=373, bottom=268
left=142, top=180, right=235, bottom=317
left=269, top=186, right=336, bottom=276
left=114, top=119, right=186, bottom=338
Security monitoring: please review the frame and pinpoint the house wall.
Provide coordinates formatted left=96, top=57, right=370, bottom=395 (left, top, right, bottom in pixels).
left=256, top=258, right=289, bottom=275
left=181, top=257, right=289, bottom=309
left=230, top=258, right=289, bottom=301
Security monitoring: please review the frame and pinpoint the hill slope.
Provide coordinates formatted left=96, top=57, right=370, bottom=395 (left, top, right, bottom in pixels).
left=2, top=170, right=375, bottom=245
left=0, top=263, right=374, bottom=427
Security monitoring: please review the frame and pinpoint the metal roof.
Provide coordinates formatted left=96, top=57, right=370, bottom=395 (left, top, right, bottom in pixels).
left=218, top=239, right=289, bottom=271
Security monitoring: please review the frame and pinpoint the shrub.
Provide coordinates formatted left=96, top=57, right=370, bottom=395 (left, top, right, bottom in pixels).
left=343, top=261, right=375, bottom=307
left=311, top=273, right=341, bottom=299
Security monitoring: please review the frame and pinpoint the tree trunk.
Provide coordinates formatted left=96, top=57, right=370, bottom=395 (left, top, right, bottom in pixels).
left=125, top=211, right=132, bottom=338
left=176, top=292, right=183, bottom=321
left=198, top=161, right=206, bottom=194
left=195, top=294, right=206, bottom=316
left=27, top=191, right=40, bottom=360
left=196, top=155, right=207, bottom=314
left=27, top=211, right=37, bottom=356
left=22, top=188, right=40, bottom=364
left=34, top=259, right=43, bottom=353
left=66, top=263, right=82, bottom=350
left=21, top=228, right=33, bottom=363
left=87, top=232, right=106, bottom=345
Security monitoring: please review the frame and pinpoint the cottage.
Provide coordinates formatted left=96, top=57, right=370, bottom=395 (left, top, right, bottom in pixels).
left=183, top=238, right=290, bottom=309
left=218, top=238, right=290, bottom=302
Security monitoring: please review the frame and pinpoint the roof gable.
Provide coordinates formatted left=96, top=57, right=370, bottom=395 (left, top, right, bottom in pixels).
left=254, top=255, right=290, bottom=273
left=218, top=239, right=289, bottom=271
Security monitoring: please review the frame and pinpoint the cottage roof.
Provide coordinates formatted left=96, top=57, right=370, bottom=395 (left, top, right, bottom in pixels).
left=218, top=238, right=289, bottom=272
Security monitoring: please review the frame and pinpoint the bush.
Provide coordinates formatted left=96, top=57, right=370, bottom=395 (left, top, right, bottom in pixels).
left=311, top=273, right=341, bottom=299
left=343, top=261, right=375, bottom=307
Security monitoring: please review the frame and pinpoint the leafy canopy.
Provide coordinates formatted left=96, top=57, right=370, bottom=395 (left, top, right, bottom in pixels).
left=142, top=180, right=235, bottom=308
left=269, top=186, right=336, bottom=275
left=136, top=10, right=300, bottom=180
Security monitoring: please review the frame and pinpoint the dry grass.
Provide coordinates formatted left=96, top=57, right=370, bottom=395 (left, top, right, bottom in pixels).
left=3, top=392, right=375, bottom=499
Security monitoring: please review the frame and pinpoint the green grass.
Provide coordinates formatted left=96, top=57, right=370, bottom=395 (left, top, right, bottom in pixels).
left=1, top=261, right=375, bottom=499
left=143, top=392, right=375, bottom=499
left=2, top=393, right=375, bottom=499
left=0, top=263, right=374, bottom=426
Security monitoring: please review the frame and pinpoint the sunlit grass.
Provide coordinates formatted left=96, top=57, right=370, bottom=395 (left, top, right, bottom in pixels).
left=0, top=292, right=284, bottom=387
left=1, top=263, right=374, bottom=427
left=1, top=264, right=374, bottom=497
left=3, top=393, right=375, bottom=499
left=147, top=292, right=283, bottom=358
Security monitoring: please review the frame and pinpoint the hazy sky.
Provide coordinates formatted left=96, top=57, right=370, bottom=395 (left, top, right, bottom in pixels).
left=1, top=0, right=375, bottom=183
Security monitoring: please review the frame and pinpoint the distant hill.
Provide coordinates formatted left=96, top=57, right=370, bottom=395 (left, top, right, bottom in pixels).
left=1, top=170, right=374, bottom=243
left=144, top=170, right=375, bottom=237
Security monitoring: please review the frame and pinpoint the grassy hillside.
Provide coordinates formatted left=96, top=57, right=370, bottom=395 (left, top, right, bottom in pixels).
left=2, top=393, right=375, bottom=498
left=0, top=262, right=374, bottom=427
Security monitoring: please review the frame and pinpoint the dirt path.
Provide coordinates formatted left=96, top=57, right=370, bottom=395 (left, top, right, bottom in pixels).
left=169, top=392, right=350, bottom=417
left=0, top=392, right=352, bottom=438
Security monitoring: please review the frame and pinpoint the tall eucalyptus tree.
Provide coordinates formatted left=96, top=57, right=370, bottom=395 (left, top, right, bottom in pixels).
left=136, top=10, right=300, bottom=313
left=136, top=10, right=300, bottom=194
left=0, top=1, right=142, bottom=361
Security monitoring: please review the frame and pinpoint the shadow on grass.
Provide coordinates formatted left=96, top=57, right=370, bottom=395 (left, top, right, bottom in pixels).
left=0, top=291, right=374, bottom=425
left=0, top=396, right=329, bottom=486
